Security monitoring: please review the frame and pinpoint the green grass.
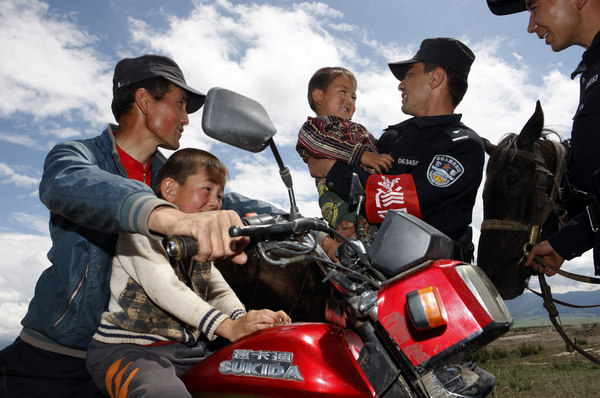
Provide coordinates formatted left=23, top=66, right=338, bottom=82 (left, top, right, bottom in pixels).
left=512, top=316, right=600, bottom=328
left=516, top=342, right=543, bottom=357
left=475, top=342, right=600, bottom=397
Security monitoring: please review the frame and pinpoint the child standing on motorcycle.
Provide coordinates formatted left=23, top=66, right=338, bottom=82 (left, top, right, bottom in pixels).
left=86, top=148, right=291, bottom=398
left=296, top=67, right=393, bottom=241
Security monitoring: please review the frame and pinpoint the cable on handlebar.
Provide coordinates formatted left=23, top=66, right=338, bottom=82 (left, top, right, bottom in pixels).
left=327, top=227, right=388, bottom=283
left=232, top=214, right=387, bottom=287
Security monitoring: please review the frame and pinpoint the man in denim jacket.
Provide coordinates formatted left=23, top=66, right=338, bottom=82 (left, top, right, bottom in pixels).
left=0, top=54, right=254, bottom=397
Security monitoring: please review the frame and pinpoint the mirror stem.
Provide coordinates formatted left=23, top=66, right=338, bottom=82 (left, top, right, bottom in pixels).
left=354, top=195, right=368, bottom=247
left=268, top=139, right=300, bottom=219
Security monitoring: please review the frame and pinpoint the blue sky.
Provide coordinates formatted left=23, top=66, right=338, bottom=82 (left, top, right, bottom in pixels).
left=0, top=0, right=596, bottom=341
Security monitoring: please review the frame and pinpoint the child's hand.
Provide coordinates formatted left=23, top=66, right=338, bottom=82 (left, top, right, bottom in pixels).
left=217, top=309, right=291, bottom=342
left=361, top=151, right=394, bottom=174
left=336, top=220, right=357, bottom=239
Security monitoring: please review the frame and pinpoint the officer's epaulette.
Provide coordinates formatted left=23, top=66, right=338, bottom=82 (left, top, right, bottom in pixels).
left=443, top=123, right=484, bottom=148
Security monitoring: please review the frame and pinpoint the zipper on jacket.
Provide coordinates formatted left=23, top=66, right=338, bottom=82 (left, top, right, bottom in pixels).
left=113, top=153, right=127, bottom=178
left=51, top=264, right=89, bottom=330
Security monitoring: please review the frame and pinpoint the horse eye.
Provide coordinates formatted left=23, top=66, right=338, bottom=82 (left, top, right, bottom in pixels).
left=505, top=175, right=520, bottom=188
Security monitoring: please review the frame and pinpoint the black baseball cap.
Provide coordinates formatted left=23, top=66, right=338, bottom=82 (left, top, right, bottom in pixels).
left=388, top=38, right=475, bottom=82
left=486, top=0, right=526, bottom=15
left=113, top=54, right=206, bottom=114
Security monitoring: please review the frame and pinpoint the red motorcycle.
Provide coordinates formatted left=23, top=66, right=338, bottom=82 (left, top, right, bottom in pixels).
left=170, top=88, right=513, bottom=397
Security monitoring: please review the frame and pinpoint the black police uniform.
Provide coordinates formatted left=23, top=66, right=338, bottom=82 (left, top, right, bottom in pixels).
left=548, top=31, right=600, bottom=274
left=325, top=113, right=484, bottom=260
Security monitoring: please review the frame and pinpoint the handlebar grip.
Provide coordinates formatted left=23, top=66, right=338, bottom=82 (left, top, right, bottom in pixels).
left=164, top=235, right=199, bottom=261
left=229, top=226, right=243, bottom=237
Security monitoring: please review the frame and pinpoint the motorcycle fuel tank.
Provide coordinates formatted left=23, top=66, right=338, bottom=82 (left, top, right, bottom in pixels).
left=182, top=322, right=374, bottom=397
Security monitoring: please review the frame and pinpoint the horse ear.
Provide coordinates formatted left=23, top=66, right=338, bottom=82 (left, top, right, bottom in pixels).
left=483, top=138, right=496, bottom=156
left=516, top=100, right=544, bottom=150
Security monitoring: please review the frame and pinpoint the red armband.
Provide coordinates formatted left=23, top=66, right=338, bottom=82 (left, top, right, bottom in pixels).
left=365, top=174, right=422, bottom=224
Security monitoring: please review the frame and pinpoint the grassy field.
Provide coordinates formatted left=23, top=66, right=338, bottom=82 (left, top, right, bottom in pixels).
left=474, top=323, right=600, bottom=397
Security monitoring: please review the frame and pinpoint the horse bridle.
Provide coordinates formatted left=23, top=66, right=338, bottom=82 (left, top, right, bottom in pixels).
left=480, top=140, right=567, bottom=265
left=481, top=140, right=600, bottom=285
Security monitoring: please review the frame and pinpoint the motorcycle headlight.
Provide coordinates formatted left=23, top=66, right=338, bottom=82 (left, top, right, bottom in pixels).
left=455, top=264, right=513, bottom=324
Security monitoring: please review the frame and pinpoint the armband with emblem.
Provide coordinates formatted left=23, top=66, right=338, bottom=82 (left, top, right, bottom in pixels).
left=365, top=174, right=422, bottom=224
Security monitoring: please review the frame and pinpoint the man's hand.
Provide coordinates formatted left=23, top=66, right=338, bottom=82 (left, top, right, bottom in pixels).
left=307, top=157, right=336, bottom=178
left=321, top=236, right=341, bottom=261
left=524, top=240, right=565, bottom=276
left=148, top=207, right=250, bottom=264
left=216, top=309, right=291, bottom=342
left=361, top=151, right=394, bottom=174
left=336, top=219, right=357, bottom=239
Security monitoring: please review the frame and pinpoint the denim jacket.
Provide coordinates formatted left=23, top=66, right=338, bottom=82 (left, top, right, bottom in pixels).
left=21, top=125, right=172, bottom=351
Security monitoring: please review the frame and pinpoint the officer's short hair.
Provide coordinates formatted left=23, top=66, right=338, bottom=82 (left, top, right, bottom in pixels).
left=423, top=62, right=468, bottom=108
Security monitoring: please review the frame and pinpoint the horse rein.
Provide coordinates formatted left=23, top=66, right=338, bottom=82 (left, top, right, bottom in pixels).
left=513, top=142, right=600, bottom=283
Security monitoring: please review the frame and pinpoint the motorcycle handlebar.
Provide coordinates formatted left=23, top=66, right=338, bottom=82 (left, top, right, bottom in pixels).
left=229, top=217, right=330, bottom=238
left=164, top=235, right=199, bottom=261
left=165, top=216, right=330, bottom=260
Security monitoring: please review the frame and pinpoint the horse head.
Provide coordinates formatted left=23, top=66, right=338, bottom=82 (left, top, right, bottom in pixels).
left=478, top=101, right=567, bottom=299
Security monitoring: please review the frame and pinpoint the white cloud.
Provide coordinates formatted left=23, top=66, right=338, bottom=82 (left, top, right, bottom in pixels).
left=125, top=1, right=377, bottom=146
left=0, top=162, right=40, bottom=187
left=0, top=0, right=112, bottom=128
left=0, top=131, right=51, bottom=150
left=0, top=302, right=29, bottom=337
left=0, top=233, right=50, bottom=341
left=10, top=212, right=49, bottom=234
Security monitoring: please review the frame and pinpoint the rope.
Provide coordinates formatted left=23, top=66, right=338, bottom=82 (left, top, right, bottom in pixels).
left=534, top=255, right=600, bottom=284
left=526, top=285, right=600, bottom=308
left=538, top=275, right=600, bottom=365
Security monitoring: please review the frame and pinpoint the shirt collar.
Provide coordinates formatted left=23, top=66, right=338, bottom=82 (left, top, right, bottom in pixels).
left=116, top=143, right=153, bottom=186
left=400, top=113, right=462, bottom=129
left=571, top=30, right=600, bottom=80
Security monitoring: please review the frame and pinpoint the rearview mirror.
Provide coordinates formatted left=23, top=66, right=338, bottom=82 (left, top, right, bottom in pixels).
left=201, top=87, right=277, bottom=153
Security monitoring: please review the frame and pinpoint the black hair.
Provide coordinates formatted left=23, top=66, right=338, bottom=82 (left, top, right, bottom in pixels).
left=307, top=67, right=357, bottom=113
left=111, top=77, right=172, bottom=122
left=423, top=62, right=468, bottom=108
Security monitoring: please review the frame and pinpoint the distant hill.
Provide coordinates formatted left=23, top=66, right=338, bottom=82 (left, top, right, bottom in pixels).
left=504, top=290, right=600, bottom=327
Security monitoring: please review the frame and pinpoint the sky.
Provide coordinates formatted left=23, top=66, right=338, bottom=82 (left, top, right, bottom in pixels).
left=0, top=0, right=598, bottom=343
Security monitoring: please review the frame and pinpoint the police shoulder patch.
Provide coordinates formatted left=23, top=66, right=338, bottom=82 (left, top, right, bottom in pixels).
left=427, top=155, right=464, bottom=187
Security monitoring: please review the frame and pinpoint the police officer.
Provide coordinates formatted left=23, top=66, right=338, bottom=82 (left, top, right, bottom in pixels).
left=486, top=0, right=600, bottom=276
left=308, top=37, right=484, bottom=262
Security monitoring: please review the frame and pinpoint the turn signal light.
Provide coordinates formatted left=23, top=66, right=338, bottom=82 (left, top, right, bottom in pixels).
left=406, top=286, right=447, bottom=330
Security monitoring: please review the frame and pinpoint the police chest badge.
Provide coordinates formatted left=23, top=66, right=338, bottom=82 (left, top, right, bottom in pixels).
left=427, top=155, right=464, bottom=187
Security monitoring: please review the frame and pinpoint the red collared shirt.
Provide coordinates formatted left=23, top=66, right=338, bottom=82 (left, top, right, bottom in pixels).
left=117, top=145, right=152, bottom=186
